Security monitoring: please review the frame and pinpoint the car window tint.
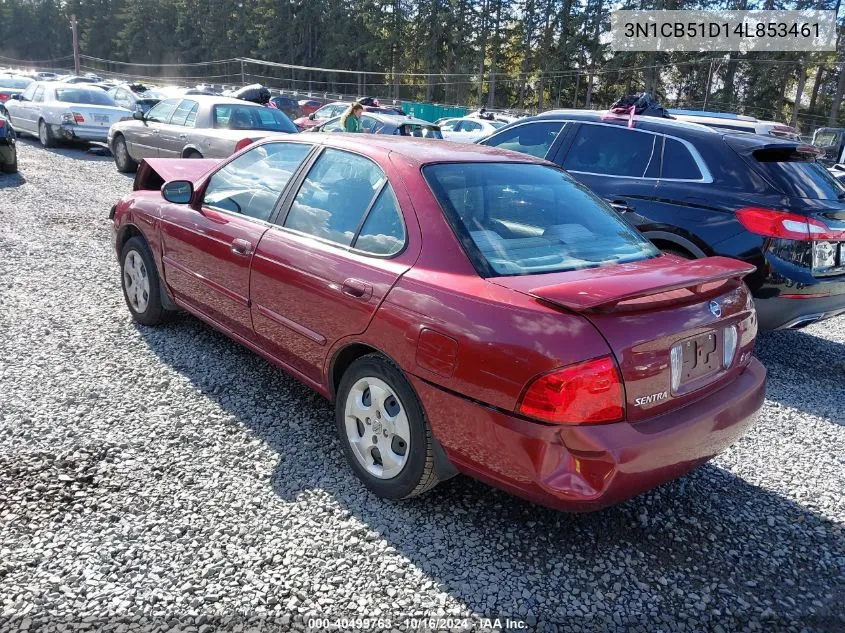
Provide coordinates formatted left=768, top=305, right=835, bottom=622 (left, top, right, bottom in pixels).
left=285, top=148, right=386, bottom=246
left=169, top=100, right=197, bottom=126
left=425, top=162, right=658, bottom=276
left=146, top=99, right=180, bottom=123
left=482, top=121, right=563, bottom=159
left=460, top=120, right=483, bottom=132
left=354, top=186, right=405, bottom=255
left=563, top=125, right=658, bottom=178
left=202, top=142, right=312, bottom=221
left=661, top=138, right=702, bottom=180
left=32, top=86, right=45, bottom=102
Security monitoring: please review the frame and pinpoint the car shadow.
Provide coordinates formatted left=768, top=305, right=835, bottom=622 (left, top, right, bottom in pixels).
left=756, top=328, right=845, bottom=426
left=0, top=171, right=26, bottom=188
left=16, top=136, right=114, bottom=162
left=135, top=314, right=844, bottom=631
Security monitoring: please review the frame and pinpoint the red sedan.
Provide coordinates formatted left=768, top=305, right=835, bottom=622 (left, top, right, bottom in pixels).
left=110, top=135, right=766, bottom=511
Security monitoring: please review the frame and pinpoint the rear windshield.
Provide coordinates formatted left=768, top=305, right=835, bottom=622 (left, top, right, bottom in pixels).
left=750, top=147, right=845, bottom=200
left=399, top=124, right=442, bottom=139
left=212, top=105, right=297, bottom=133
left=55, top=89, right=117, bottom=106
left=424, top=162, right=659, bottom=277
left=0, top=77, right=32, bottom=89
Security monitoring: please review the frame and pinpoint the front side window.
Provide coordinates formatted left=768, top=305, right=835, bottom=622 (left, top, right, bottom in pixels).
left=202, top=142, right=312, bottom=220
left=285, top=148, right=387, bottom=246
left=170, top=100, right=199, bottom=126
left=459, top=120, right=483, bottom=132
left=321, top=117, right=343, bottom=132
left=481, top=121, right=564, bottom=159
left=439, top=119, right=460, bottom=131
left=563, top=124, right=658, bottom=178
left=146, top=98, right=180, bottom=123
left=424, top=162, right=658, bottom=276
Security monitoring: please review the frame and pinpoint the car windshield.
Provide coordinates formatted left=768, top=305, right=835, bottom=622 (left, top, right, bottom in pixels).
left=55, top=88, right=117, bottom=106
left=213, top=105, right=297, bottom=132
left=750, top=147, right=845, bottom=200
left=0, top=77, right=32, bottom=89
left=424, top=162, right=659, bottom=277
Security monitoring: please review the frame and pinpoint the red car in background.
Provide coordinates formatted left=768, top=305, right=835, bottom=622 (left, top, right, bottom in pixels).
left=110, top=135, right=765, bottom=511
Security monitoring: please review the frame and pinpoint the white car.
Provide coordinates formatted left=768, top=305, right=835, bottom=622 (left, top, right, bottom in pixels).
left=668, top=109, right=798, bottom=139
left=5, top=81, right=131, bottom=146
left=437, top=116, right=506, bottom=143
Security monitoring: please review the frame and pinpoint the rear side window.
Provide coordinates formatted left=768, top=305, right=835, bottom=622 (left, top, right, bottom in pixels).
left=203, top=142, right=312, bottom=220
left=355, top=187, right=405, bottom=255
left=146, top=98, right=180, bottom=123
left=563, top=125, right=658, bottom=178
left=424, top=162, right=658, bottom=276
left=285, top=148, right=387, bottom=246
left=661, top=138, right=702, bottom=180
left=170, top=100, right=198, bottom=126
left=748, top=147, right=845, bottom=200
left=399, top=123, right=441, bottom=139
left=482, top=121, right=563, bottom=158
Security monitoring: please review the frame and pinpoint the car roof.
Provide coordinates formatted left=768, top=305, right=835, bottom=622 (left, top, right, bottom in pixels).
left=365, top=112, right=434, bottom=126
left=524, top=108, right=800, bottom=146
left=297, top=133, right=545, bottom=166
left=157, top=94, right=259, bottom=106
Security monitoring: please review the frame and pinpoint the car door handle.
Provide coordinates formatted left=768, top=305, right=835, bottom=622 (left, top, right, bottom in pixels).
left=341, top=278, right=373, bottom=300
left=607, top=200, right=632, bottom=213
left=231, top=239, right=253, bottom=256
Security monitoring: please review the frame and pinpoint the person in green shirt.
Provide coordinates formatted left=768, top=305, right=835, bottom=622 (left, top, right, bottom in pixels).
left=341, top=102, right=364, bottom=133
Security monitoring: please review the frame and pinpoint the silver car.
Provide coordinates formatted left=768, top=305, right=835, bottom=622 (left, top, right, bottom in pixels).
left=5, top=82, right=131, bottom=147
left=311, top=112, right=442, bottom=138
left=107, top=95, right=298, bottom=172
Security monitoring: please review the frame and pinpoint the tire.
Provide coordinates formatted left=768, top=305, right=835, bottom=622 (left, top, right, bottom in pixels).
left=38, top=119, right=57, bottom=148
left=120, top=236, right=172, bottom=326
left=335, top=354, right=440, bottom=500
left=113, top=135, right=137, bottom=173
left=1, top=157, right=17, bottom=174
left=184, top=149, right=203, bottom=159
left=660, top=246, right=694, bottom=259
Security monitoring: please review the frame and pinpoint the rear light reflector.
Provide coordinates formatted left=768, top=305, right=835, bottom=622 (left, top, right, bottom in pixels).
left=722, top=326, right=738, bottom=369
left=235, top=138, right=255, bottom=152
left=736, top=207, right=845, bottom=241
left=74, top=112, right=85, bottom=123
left=517, top=356, right=624, bottom=425
left=670, top=345, right=683, bottom=392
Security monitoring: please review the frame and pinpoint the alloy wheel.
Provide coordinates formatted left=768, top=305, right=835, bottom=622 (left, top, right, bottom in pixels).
left=123, top=249, right=151, bottom=314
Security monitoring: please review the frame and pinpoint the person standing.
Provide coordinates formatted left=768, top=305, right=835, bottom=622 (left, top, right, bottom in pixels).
left=341, top=102, right=364, bottom=132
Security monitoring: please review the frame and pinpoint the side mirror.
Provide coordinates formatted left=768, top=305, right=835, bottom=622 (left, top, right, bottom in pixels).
left=11, top=94, right=23, bottom=101
left=162, top=180, right=193, bottom=204
left=308, top=112, right=316, bottom=120
left=133, top=110, right=145, bottom=121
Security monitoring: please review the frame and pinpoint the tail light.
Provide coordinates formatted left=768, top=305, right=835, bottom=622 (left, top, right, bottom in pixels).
left=61, top=112, right=85, bottom=124
left=74, top=112, right=85, bottom=123
left=517, top=356, right=625, bottom=425
left=235, top=138, right=255, bottom=152
left=0, top=93, right=9, bottom=102
left=736, top=207, right=845, bottom=241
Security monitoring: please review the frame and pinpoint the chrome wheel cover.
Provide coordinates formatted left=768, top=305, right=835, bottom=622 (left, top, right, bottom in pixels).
left=344, top=377, right=411, bottom=479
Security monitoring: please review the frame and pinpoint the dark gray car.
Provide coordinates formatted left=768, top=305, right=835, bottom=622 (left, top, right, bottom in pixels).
left=107, top=95, right=298, bottom=172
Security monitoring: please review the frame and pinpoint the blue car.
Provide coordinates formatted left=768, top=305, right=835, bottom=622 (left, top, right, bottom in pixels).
left=479, top=109, right=845, bottom=331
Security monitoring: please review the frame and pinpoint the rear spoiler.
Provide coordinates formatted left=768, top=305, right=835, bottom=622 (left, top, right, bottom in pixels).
left=133, top=158, right=221, bottom=191
left=529, top=256, right=756, bottom=312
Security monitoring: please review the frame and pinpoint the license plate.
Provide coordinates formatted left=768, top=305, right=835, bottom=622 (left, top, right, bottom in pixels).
left=679, top=331, right=720, bottom=384
left=93, top=114, right=109, bottom=124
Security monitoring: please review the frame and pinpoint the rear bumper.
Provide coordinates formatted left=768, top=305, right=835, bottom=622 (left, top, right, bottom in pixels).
left=412, top=357, right=766, bottom=512
left=55, top=123, right=109, bottom=143
left=755, top=293, right=845, bottom=330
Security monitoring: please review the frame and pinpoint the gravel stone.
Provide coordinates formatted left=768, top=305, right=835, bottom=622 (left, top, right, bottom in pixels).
left=0, top=141, right=843, bottom=632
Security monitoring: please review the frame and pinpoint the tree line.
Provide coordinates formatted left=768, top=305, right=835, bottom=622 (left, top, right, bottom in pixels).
left=1, top=0, right=843, bottom=131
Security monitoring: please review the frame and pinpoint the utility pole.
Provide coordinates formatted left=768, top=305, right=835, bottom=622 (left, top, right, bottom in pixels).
left=70, top=15, right=80, bottom=75
left=240, top=60, right=246, bottom=85
left=703, top=59, right=715, bottom=110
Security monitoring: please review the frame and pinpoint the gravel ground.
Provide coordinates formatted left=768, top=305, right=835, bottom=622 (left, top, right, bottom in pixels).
left=0, top=138, right=843, bottom=633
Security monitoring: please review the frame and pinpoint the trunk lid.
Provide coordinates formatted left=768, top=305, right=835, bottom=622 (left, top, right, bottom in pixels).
left=492, top=255, right=758, bottom=421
